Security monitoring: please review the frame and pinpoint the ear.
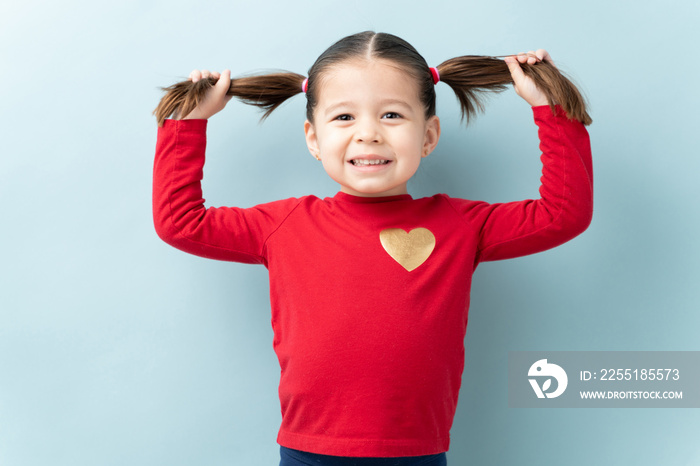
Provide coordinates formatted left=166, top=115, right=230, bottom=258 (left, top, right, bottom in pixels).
left=422, top=115, right=441, bottom=158
left=304, top=120, right=321, bottom=160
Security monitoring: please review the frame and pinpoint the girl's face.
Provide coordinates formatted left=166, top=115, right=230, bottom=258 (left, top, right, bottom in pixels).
left=304, top=59, right=440, bottom=197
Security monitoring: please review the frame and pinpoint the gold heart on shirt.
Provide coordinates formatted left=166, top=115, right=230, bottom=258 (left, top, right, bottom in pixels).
left=379, top=228, right=436, bottom=272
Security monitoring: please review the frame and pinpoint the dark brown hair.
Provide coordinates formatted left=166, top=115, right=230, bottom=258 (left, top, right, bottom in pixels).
left=153, top=31, right=591, bottom=127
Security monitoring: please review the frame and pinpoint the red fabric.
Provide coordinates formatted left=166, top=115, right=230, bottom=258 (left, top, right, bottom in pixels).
left=152, top=105, right=593, bottom=457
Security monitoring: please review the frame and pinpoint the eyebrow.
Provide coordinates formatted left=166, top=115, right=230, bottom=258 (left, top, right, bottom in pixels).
left=324, top=99, right=413, bottom=117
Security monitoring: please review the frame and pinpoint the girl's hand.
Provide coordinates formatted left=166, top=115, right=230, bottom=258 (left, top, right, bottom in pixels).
left=504, top=50, right=555, bottom=107
left=181, top=69, right=234, bottom=120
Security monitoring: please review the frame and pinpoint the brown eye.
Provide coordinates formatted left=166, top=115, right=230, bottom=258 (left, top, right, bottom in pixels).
left=335, top=114, right=353, bottom=121
left=382, top=112, right=401, bottom=119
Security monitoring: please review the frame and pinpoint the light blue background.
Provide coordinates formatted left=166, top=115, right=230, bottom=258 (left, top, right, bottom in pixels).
left=1, top=0, right=699, bottom=465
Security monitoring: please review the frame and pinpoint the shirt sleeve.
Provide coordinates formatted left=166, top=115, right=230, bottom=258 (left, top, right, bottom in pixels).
left=152, top=118, right=301, bottom=265
left=445, top=104, right=593, bottom=263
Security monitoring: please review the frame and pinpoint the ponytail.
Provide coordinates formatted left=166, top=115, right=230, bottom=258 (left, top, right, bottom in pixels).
left=152, top=71, right=306, bottom=127
left=435, top=55, right=592, bottom=126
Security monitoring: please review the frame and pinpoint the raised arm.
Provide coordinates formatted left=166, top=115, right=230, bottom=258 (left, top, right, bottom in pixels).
left=446, top=51, right=593, bottom=262
left=152, top=70, right=300, bottom=264
left=465, top=103, right=593, bottom=262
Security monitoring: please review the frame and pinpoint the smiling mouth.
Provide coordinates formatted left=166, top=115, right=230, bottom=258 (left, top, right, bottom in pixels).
left=350, top=159, right=390, bottom=166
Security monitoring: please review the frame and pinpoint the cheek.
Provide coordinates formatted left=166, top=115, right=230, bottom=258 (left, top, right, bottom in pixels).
left=408, top=157, right=422, bottom=173
left=317, top=131, right=347, bottom=154
left=400, top=134, right=427, bottom=157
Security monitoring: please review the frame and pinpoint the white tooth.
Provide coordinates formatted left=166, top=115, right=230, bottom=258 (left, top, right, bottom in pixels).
left=354, top=159, right=387, bottom=165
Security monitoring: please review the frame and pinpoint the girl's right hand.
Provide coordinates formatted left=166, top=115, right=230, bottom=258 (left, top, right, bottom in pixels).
left=181, top=69, right=234, bottom=120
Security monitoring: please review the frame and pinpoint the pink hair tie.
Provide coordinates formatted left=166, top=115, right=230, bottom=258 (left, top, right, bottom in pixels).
left=302, top=78, right=309, bottom=93
left=429, top=67, right=440, bottom=85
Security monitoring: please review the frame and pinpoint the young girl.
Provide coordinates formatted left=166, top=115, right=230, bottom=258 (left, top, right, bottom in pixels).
left=152, top=31, right=593, bottom=465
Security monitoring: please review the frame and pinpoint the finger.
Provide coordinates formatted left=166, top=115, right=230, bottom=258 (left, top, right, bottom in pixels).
left=535, top=49, right=556, bottom=68
left=222, top=70, right=234, bottom=102
left=201, top=69, right=211, bottom=79
left=214, top=69, right=232, bottom=99
left=504, top=56, right=526, bottom=84
left=516, top=52, right=536, bottom=64
left=211, top=71, right=221, bottom=79
left=190, top=69, right=202, bottom=82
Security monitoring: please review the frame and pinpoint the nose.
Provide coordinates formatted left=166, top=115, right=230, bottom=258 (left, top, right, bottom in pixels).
left=354, top=119, right=382, bottom=144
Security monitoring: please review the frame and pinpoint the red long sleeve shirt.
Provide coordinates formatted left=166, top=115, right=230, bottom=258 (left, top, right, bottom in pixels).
left=152, top=104, right=593, bottom=457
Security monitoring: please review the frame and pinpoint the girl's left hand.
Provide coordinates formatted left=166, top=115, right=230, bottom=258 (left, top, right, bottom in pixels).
left=504, top=50, right=555, bottom=107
